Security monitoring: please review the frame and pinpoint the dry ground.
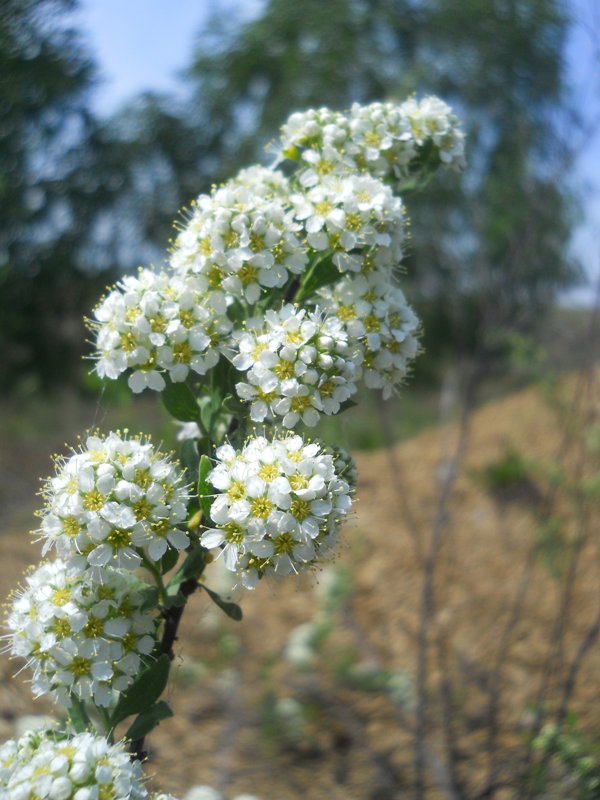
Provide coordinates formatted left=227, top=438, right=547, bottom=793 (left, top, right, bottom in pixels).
left=1, top=371, right=599, bottom=799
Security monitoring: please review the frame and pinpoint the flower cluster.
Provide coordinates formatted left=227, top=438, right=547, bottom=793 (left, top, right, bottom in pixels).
left=232, top=304, right=357, bottom=428
left=0, top=730, right=147, bottom=799
left=91, top=268, right=230, bottom=393
left=201, top=435, right=352, bottom=588
left=324, top=445, right=358, bottom=492
left=40, top=432, right=189, bottom=572
left=292, top=174, right=405, bottom=273
left=170, top=180, right=307, bottom=304
left=223, top=164, right=290, bottom=199
left=6, top=560, right=156, bottom=708
left=280, top=97, right=465, bottom=185
left=319, top=271, right=420, bottom=398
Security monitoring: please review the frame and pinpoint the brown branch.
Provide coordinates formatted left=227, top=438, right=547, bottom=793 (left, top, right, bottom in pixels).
left=129, top=575, right=200, bottom=762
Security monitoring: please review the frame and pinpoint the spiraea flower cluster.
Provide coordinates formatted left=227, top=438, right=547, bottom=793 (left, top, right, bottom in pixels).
left=0, top=97, right=464, bottom=795
left=91, top=268, right=231, bottom=393
left=6, top=560, right=156, bottom=708
left=292, top=174, right=405, bottom=273
left=201, top=435, right=352, bottom=588
left=319, top=270, right=420, bottom=398
left=280, top=96, right=465, bottom=185
left=0, top=730, right=147, bottom=799
left=40, top=431, right=189, bottom=572
left=170, top=179, right=307, bottom=304
left=232, top=304, right=357, bottom=427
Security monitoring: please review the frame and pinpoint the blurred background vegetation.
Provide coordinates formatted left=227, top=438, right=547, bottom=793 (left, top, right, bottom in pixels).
left=1, top=0, right=596, bottom=406
left=3, top=4, right=600, bottom=797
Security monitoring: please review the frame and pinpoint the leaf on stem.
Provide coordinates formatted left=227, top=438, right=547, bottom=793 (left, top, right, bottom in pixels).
left=68, top=695, right=89, bottom=733
left=167, top=545, right=208, bottom=600
left=181, top=439, right=200, bottom=487
left=197, top=454, right=213, bottom=521
left=125, top=700, right=173, bottom=741
left=139, top=586, right=160, bottom=612
left=160, top=547, right=180, bottom=575
left=161, top=380, right=200, bottom=422
left=110, top=654, right=171, bottom=726
left=297, top=255, right=340, bottom=302
left=200, top=583, right=243, bottom=621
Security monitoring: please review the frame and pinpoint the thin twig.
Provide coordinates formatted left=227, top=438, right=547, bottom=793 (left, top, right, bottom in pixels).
left=414, top=363, right=479, bottom=800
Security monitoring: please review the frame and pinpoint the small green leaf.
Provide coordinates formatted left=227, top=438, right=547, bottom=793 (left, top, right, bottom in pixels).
left=125, top=701, right=173, bottom=741
left=297, top=256, right=340, bottom=302
left=338, top=398, right=358, bottom=414
left=162, top=381, right=200, bottom=422
left=200, top=396, right=215, bottom=435
left=197, top=454, right=213, bottom=521
left=160, top=547, right=180, bottom=575
left=163, top=590, right=187, bottom=609
left=200, top=584, right=243, bottom=621
left=180, top=546, right=209, bottom=580
left=180, top=439, right=199, bottom=486
left=110, top=654, right=171, bottom=725
left=139, top=587, right=160, bottom=612
left=167, top=546, right=207, bottom=598
left=68, top=696, right=89, bottom=733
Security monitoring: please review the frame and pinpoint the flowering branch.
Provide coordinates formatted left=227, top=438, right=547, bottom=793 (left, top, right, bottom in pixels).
left=1, top=95, right=465, bottom=800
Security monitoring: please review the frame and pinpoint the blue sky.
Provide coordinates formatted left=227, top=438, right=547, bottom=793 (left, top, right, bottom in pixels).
left=77, top=0, right=600, bottom=305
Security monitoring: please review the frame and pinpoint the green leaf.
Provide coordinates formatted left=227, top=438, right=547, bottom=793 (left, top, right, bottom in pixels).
left=163, top=590, right=187, bottom=609
left=110, top=654, right=171, bottom=725
left=200, top=584, right=243, bottom=621
left=160, top=547, right=180, bottom=575
left=68, top=696, right=89, bottom=733
left=179, top=545, right=209, bottom=580
left=167, top=545, right=207, bottom=599
left=180, top=439, right=199, bottom=486
left=161, top=380, right=200, bottom=422
left=200, top=396, right=216, bottom=435
left=297, top=256, right=340, bottom=302
left=139, top=586, right=160, bottom=612
left=338, top=398, right=358, bottom=414
left=125, top=701, right=173, bottom=741
left=197, top=454, right=213, bottom=521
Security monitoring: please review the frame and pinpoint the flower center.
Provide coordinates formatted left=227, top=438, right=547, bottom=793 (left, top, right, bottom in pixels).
left=250, top=496, right=274, bottom=520
left=83, top=617, right=104, bottom=638
left=83, top=490, right=105, bottom=512
left=51, top=588, right=71, bottom=607
left=290, top=498, right=311, bottom=521
left=274, top=360, right=295, bottom=380
left=107, top=528, right=132, bottom=549
left=259, top=464, right=279, bottom=482
left=69, top=657, right=92, bottom=677
left=227, top=480, right=246, bottom=501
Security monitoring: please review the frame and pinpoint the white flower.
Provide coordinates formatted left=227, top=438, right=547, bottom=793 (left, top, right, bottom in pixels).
left=170, top=175, right=308, bottom=305
left=278, top=97, right=465, bottom=184
left=292, top=174, right=405, bottom=272
left=38, top=431, right=190, bottom=573
left=0, top=730, right=147, bottom=799
left=200, top=434, right=353, bottom=588
left=5, top=559, right=157, bottom=708
left=224, top=164, right=291, bottom=199
left=232, top=304, right=358, bottom=428
left=319, top=269, right=421, bottom=399
left=91, top=268, right=230, bottom=393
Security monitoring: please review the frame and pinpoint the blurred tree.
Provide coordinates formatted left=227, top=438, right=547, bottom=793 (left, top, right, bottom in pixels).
left=183, top=0, right=580, bottom=374
left=0, top=0, right=111, bottom=391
